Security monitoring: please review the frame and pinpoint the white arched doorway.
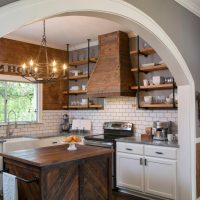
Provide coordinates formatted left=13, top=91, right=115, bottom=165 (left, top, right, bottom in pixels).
left=0, top=0, right=196, bottom=199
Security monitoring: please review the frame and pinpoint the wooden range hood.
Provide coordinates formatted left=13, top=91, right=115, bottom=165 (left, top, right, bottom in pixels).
left=87, top=31, right=135, bottom=98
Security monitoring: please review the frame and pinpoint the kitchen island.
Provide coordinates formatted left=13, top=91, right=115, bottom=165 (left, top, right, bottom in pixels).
left=0, top=144, right=113, bottom=200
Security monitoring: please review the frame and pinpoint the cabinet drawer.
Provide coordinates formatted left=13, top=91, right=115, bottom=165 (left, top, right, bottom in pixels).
left=117, top=142, right=144, bottom=155
left=144, top=145, right=177, bottom=160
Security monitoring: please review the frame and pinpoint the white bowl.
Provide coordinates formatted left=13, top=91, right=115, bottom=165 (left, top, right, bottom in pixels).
left=144, top=96, right=153, bottom=104
left=152, top=76, right=165, bottom=85
left=70, top=86, right=80, bottom=91
left=70, top=70, right=82, bottom=76
left=80, top=102, right=88, bottom=106
left=142, top=63, right=155, bottom=67
left=166, top=97, right=173, bottom=104
left=81, top=99, right=88, bottom=104
left=169, top=93, right=178, bottom=102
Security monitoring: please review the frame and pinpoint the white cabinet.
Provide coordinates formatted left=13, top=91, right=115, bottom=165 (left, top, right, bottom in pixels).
left=144, top=145, right=177, bottom=160
left=117, top=152, right=144, bottom=191
left=116, top=142, right=177, bottom=200
left=117, top=143, right=144, bottom=155
left=145, top=157, right=177, bottom=199
left=39, top=137, right=64, bottom=147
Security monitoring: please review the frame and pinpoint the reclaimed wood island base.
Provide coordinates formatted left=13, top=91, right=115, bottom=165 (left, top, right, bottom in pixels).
left=0, top=145, right=113, bottom=200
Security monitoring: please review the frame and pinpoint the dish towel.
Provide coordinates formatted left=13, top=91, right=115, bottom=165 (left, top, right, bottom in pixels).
left=3, top=172, right=18, bottom=200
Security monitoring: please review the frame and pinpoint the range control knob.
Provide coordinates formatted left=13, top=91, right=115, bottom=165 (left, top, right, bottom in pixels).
left=123, top=124, right=128, bottom=128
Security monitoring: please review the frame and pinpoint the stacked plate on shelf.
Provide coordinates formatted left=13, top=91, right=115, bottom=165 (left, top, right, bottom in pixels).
left=70, top=86, right=80, bottom=91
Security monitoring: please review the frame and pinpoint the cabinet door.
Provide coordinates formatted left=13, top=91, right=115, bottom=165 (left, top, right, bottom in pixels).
left=39, top=137, right=63, bottom=147
left=80, top=154, right=112, bottom=200
left=43, top=79, right=67, bottom=110
left=117, top=152, right=144, bottom=192
left=144, top=157, right=177, bottom=199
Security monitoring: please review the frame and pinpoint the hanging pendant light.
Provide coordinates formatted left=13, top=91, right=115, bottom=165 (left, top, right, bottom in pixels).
left=21, top=20, right=68, bottom=83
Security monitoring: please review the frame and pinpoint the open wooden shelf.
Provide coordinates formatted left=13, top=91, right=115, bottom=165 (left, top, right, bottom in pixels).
left=89, top=104, right=103, bottom=108
left=130, top=48, right=155, bottom=56
left=63, top=90, right=87, bottom=95
left=140, top=104, right=176, bottom=108
left=131, top=84, right=175, bottom=90
left=69, top=57, right=98, bottom=66
left=68, top=74, right=88, bottom=80
left=63, top=104, right=103, bottom=109
left=131, top=64, right=167, bottom=72
left=130, top=36, right=177, bottom=110
left=133, top=104, right=177, bottom=108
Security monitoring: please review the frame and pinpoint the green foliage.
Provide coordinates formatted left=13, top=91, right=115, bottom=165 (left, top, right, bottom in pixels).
left=0, top=81, right=37, bottom=123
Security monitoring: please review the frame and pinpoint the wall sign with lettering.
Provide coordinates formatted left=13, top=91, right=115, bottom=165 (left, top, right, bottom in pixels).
left=0, top=63, right=22, bottom=75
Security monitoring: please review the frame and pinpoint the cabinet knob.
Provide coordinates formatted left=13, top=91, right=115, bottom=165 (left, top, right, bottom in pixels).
left=144, top=158, right=147, bottom=166
left=140, top=158, right=143, bottom=165
left=155, top=151, right=163, bottom=155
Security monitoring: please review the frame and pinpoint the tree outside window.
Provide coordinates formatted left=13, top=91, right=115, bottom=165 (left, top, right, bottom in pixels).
left=0, top=81, right=38, bottom=123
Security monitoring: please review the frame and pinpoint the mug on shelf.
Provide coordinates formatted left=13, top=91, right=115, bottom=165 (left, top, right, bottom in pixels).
left=167, top=134, right=173, bottom=142
left=149, top=79, right=153, bottom=85
left=144, top=96, right=153, bottom=104
left=81, top=99, right=88, bottom=105
left=82, top=85, right=86, bottom=91
left=143, top=79, right=149, bottom=86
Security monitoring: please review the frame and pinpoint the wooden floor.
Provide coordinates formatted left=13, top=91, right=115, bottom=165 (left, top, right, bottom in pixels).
left=0, top=191, right=148, bottom=200
left=112, top=191, right=148, bottom=200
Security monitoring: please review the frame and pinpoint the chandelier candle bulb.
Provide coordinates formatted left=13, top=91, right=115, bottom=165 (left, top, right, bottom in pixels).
left=29, top=59, right=33, bottom=74
left=63, top=64, right=67, bottom=70
left=53, top=67, right=57, bottom=73
left=52, top=60, right=56, bottom=67
left=30, top=60, right=33, bottom=66
left=63, top=64, right=67, bottom=76
left=34, top=67, right=38, bottom=73
left=22, top=63, right=26, bottom=75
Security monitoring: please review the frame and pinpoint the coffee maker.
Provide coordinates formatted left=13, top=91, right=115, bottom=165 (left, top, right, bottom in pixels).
left=153, top=121, right=171, bottom=141
left=60, top=114, right=71, bottom=133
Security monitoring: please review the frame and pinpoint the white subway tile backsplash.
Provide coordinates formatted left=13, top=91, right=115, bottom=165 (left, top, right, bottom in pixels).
left=68, top=97, right=178, bottom=135
left=0, top=97, right=177, bottom=138
left=0, top=110, right=67, bottom=138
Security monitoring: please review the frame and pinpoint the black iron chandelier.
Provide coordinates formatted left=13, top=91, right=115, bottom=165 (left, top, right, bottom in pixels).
left=21, top=20, right=67, bottom=83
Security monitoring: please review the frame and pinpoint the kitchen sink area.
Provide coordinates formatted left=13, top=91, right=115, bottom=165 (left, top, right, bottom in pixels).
left=0, top=137, right=40, bottom=153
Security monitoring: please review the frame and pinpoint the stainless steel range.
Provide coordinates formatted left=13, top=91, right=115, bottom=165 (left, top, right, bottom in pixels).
left=84, top=121, right=133, bottom=189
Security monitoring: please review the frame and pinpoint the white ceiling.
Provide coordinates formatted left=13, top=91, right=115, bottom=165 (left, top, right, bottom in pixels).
left=5, top=16, right=132, bottom=50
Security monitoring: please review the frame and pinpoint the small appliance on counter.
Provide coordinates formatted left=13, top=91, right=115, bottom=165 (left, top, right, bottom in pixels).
left=60, top=114, right=71, bottom=133
left=153, top=121, right=171, bottom=141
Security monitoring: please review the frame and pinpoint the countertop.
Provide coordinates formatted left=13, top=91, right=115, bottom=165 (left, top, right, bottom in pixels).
left=116, top=136, right=179, bottom=148
left=31, top=132, right=90, bottom=139
left=0, top=131, right=91, bottom=142
left=0, top=144, right=113, bottom=167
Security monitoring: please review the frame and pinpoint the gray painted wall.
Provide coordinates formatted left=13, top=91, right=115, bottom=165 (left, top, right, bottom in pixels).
left=124, top=0, right=200, bottom=90
left=0, top=0, right=18, bottom=7
left=123, top=0, right=200, bottom=137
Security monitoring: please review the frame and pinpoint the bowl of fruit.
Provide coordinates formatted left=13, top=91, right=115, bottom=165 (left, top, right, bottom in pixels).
left=63, top=135, right=81, bottom=151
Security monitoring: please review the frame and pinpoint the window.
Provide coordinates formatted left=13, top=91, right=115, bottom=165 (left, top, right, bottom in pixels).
left=0, top=80, right=40, bottom=123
